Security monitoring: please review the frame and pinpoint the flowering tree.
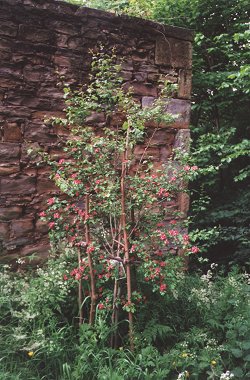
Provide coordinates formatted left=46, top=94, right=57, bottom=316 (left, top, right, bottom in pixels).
left=40, top=49, right=199, bottom=349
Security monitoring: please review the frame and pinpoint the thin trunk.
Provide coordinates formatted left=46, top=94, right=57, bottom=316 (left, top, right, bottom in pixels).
left=78, top=248, right=84, bottom=326
left=85, top=193, right=97, bottom=325
left=120, top=127, right=134, bottom=350
left=111, top=279, right=119, bottom=348
left=111, top=223, right=122, bottom=348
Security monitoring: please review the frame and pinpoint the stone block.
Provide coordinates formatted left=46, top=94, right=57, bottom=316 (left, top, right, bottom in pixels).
left=19, top=240, right=50, bottom=262
left=36, top=87, right=65, bottom=101
left=123, top=82, right=157, bottom=97
left=0, top=38, right=12, bottom=52
left=19, top=25, right=54, bottom=43
left=132, top=52, right=149, bottom=62
left=31, top=111, right=65, bottom=120
left=56, top=34, right=69, bottom=48
left=155, top=37, right=192, bottom=69
left=166, top=99, right=191, bottom=128
left=37, top=175, right=58, bottom=193
left=3, top=122, right=22, bottom=142
left=0, top=50, right=11, bottom=62
left=0, top=143, right=20, bottom=162
left=147, top=73, right=160, bottom=82
left=174, top=129, right=190, bottom=153
left=121, top=71, right=133, bottom=81
left=147, top=129, right=176, bottom=146
left=0, top=206, right=23, bottom=221
left=0, top=65, right=22, bottom=78
left=0, top=105, right=31, bottom=118
left=178, top=192, right=190, bottom=216
left=142, top=97, right=191, bottom=128
left=0, top=22, right=18, bottom=37
left=11, top=218, right=34, bottom=238
left=6, top=95, right=49, bottom=109
left=36, top=219, right=48, bottom=234
left=134, top=72, right=148, bottom=82
left=178, top=69, right=192, bottom=99
left=67, top=37, right=84, bottom=50
left=4, top=237, right=32, bottom=252
left=24, top=123, right=57, bottom=143
left=160, top=146, right=172, bottom=161
left=121, top=61, right=133, bottom=71
left=0, top=77, right=22, bottom=89
left=54, top=124, right=70, bottom=137
left=134, top=146, right=160, bottom=161
left=139, top=64, right=159, bottom=73
left=46, top=20, right=80, bottom=36
left=14, top=40, right=56, bottom=56
left=110, top=112, right=126, bottom=127
left=0, top=165, right=20, bottom=175
left=0, top=175, right=36, bottom=195
left=86, top=112, right=106, bottom=124
left=23, top=65, right=56, bottom=82
left=53, top=55, right=72, bottom=67
left=0, top=222, right=9, bottom=239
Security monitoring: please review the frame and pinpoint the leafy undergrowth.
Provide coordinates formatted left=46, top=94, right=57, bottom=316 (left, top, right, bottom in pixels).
left=0, top=254, right=249, bottom=380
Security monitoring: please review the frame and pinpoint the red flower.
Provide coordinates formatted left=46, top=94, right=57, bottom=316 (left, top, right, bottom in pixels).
left=98, top=303, right=105, bottom=310
left=168, top=229, right=178, bottom=237
left=48, top=222, right=55, bottom=229
left=160, top=233, right=167, bottom=240
left=191, top=246, right=199, bottom=254
left=160, top=284, right=167, bottom=292
left=75, top=272, right=81, bottom=280
left=39, top=211, right=46, bottom=217
left=170, top=220, right=177, bottom=225
left=87, top=245, right=95, bottom=254
left=47, top=198, right=55, bottom=205
left=157, top=222, right=164, bottom=227
left=53, top=213, right=60, bottom=219
left=191, top=165, right=198, bottom=171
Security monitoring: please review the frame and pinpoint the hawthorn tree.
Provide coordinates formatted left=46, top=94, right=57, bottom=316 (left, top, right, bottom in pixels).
left=40, top=50, right=198, bottom=349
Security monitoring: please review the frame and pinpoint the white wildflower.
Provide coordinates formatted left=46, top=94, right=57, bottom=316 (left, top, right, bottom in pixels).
left=220, top=371, right=234, bottom=380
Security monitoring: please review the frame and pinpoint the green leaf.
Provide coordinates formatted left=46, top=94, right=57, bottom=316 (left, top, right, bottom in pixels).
left=231, top=348, right=243, bottom=358
left=122, top=121, right=128, bottom=130
left=232, top=367, right=244, bottom=377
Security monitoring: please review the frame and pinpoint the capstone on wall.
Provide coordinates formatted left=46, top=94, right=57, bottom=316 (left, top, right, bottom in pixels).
left=0, top=0, right=193, bottom=262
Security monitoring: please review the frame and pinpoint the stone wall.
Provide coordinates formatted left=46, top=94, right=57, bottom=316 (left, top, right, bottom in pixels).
left=0, top=0, right=193, bottom=262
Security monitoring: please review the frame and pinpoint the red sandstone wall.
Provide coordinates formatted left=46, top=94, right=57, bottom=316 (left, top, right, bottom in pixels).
left=0, top=0, right=193, bottom=262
